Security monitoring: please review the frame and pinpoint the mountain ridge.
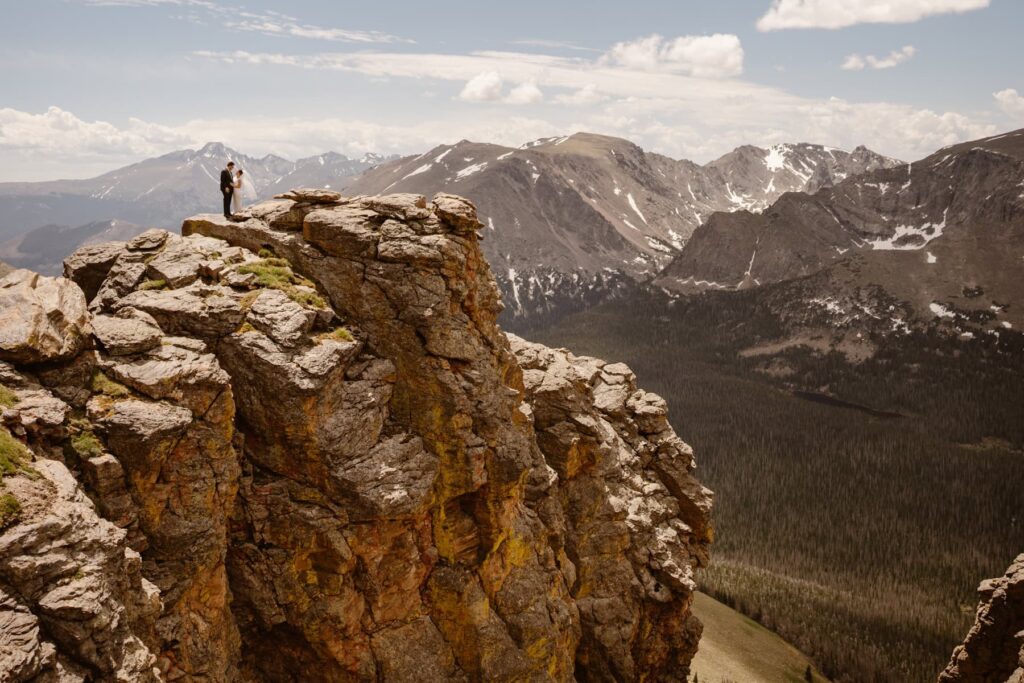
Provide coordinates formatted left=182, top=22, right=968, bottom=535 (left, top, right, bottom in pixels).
left=656, top=127, right=1024, bottom=334
left=347, top=131, right=900, bottom=322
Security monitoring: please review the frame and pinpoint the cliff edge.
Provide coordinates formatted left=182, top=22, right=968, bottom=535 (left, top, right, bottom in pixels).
left=941, top=554, right=1024, bottom=683
left=0, top=190, right=712, bottom=681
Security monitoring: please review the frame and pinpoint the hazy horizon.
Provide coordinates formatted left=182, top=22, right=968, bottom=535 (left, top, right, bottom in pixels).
left=2, top=0, right=1022, bottom=181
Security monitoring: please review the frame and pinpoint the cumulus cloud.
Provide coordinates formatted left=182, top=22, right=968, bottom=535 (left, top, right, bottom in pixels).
left=841, top=45, right=917, bottom=70
left=458, top=72, right=544, bottom=104
left=0, top=106, right=190, bottom=157
left=758, top=0, right=990, bottom=31
left=505, top=81, right=544, bottom=104
left=994, top=89, right=1024, bottom=118
left=601, top=34, right=744, bottom=78
left=459, top=71, right=505, bottom=102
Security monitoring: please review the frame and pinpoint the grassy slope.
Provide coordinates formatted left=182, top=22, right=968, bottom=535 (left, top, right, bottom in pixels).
left=691, top=591, right=827, bottom=683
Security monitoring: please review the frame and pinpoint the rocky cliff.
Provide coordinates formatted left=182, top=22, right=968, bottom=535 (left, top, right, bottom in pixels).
left=0, top=189, right=712, bottom=681
left=941, top=554, right=1024, bottom=683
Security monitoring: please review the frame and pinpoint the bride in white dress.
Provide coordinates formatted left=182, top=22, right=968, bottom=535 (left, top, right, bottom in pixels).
left=232, top=169, right=255, bottom=212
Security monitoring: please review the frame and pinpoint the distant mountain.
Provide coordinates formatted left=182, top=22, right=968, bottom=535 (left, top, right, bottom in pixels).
left=347, top=132, right=899, bottom=321
left=0, top=142, right=391, bottom=242
left=0, top=219, right=141, bottom=275
left=657, top=128, right=1024, bottom=334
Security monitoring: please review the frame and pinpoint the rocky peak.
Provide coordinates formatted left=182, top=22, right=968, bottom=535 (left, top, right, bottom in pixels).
left=0, top=189, right=712, bottom=681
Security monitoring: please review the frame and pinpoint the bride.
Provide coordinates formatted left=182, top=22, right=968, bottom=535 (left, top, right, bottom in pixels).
left=232, top=169, right=255, bottom=212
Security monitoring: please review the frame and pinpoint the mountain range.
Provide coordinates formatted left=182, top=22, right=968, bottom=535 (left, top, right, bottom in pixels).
left=347, top=133, right=900, bottom=320
left=0, top=135, right=898, bottom=310
left=0, top=142, right=391, bottom=271
left=658, top=128, right=1024, bottom=335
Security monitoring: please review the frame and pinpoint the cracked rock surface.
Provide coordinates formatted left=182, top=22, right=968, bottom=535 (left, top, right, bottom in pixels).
left=0, top=191, right=712, bottom=682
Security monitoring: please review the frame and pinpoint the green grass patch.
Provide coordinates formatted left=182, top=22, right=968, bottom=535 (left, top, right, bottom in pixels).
left=257, top=247, right=275, bottom=259
left=0, top=384, right=18, bottom=408
left=0, top=428, right=34, bottom=482
left=0, top=493, right=20, bottom=530
left=317, top=327, right=354, bottom=343
left=90, top=370, right=131, bottom=398
left=139, top=278, right=168, bottom=291
left=236, top=258, right=326, bottom=309
left=236, top=321, right=258, bottom=335
left=69, top=430, right=104, bottom=460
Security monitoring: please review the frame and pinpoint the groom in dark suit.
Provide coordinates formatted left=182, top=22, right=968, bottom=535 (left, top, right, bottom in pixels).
left=220, top=161, right=235, bottom=218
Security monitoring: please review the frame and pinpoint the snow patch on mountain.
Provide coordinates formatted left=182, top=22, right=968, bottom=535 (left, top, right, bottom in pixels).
left=869, top=208, right=948, bottom=250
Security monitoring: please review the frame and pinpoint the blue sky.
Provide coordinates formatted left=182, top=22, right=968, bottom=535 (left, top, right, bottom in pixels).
left=1, top=0, right=1021, bottom=180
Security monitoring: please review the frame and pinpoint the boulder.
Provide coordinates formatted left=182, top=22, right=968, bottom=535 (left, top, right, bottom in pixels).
left=91, top=308, right=163, bottom=356
left=63, top=241, right=125, bottom=301
left=0, top=270, right=90, bottom=365
left=431, top=193, right=484, bottom=233
left=244, top=288, right=318, bottom=347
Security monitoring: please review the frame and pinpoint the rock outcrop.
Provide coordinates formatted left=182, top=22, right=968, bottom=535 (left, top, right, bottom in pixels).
left=0, top=190, right=712, bottom=681
left=941, top=554, right=1024, bottom=683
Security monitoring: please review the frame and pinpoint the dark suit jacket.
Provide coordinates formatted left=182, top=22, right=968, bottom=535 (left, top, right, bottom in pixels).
left=220, top=169, right=234, bottom=194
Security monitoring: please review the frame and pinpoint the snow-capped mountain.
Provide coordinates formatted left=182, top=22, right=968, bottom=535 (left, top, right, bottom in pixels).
left=347, top=132, right=899, bottom=322
left=657, top=128, right=1024, bottom=333
left=0, top=142, right=391, bottom=243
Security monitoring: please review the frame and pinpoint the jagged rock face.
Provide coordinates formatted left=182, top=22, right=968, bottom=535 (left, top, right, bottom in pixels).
left=0, top=190, right=711, bottom=681
left=940, top=554, right=1024, bottom=683
left=510, top=337, right=713, bottom=681
left=0, top=455, right=161, bottom=682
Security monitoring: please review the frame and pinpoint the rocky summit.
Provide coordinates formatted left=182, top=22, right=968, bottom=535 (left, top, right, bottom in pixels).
left=0, top=190, right=712, bottom=681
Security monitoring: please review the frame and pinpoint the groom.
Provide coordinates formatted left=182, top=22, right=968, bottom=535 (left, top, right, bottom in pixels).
left=220, top=161, right=235, bottom=219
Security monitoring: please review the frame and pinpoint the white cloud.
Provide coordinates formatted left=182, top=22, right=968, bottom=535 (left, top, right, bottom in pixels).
left=555, top=84, right=607, bottom=106
left=842, top=45, right=917, bottom=70
left=506, top=81, right=544, bottom=104
left=186, top=47, right=999, bottom=162
left=458, top=72, right=543, bottom=105
left=459, top=71, right=505, bottom=102
left=994, top=89, right=1024, bottom=118
left=601, top=34, right=744, bottom=78
left=0, top=106, right=190, bottom=157
left=758, top=0, right=990, bottom=31
left=1, top=26, right=1005, bottom=182
left=75, top=0, right=411, bottom=43
left=840, top=54, right=866, bottom=71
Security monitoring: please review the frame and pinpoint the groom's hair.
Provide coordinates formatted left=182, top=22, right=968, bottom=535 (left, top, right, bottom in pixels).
left=226, top=161, right=235, bottom=168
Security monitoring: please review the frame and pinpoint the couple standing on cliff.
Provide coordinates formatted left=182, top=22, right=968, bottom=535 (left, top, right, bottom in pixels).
left=220, top=161, right=251, bottom=219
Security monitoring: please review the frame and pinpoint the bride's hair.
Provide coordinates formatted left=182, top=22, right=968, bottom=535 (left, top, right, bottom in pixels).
left=237, top=169, right=244, bottom=175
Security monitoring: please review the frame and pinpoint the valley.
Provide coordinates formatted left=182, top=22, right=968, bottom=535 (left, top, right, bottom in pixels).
left=521, top=284, right=1024, bottom=683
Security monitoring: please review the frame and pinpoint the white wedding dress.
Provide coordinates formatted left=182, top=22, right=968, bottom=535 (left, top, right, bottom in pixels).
left=232, top=173, right=255, bottom=212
